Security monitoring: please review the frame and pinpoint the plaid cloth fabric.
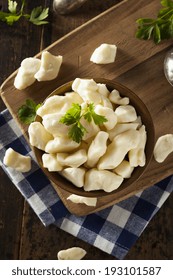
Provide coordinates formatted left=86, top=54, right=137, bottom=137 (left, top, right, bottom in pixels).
left=0, top=109, right=173, bottom=259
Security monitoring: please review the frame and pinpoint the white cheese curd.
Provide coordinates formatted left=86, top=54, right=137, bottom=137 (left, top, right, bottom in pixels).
left=20, top=57, right=41, bottom=75
left=3, top=148, right=31, bottom=172
left=45, top=136, right=80, bottom=153
left=14, top=57, right=41, bottom=90
left=57, top=247, right=87, bottom=260
left=129, top=125, right=147, bottom=167
left=34, top=51, right=63, bottom=81
left=14, top=51, right=63, bottom=89
left=37, top=93, right=83, bottom=117
left=109, top=89, right=129, bottom=105
left=97, top=129, right=140, bottom=170
left=154, top=134, right=173, bottom=163
left=100, top=94, right=113, bottom=109
left=77, top=89, right=102, bottom=104
left=115, top=105, right=137, bottom=123
left=36, top=95, right=64, bottom=117
left=67, top=194, right=97, bottom=206
left=72, top=78, right=98, bottom=94
left=56, top=149, right=87, bottom=168
left=42, top=153, right=62, bottom=171
left=84, top=169, right=123, bottom=192
left=64, top=91, right=83, bottom=103
left=133, top=116, right=142, bottom=128
left=97, top=83, right=110, bottom=97
left=80, top=118, right=100, bottom=141
left=87, top=131, right=109, bottom=167
left=28, top=122, right=53, bottom=151
left=114, top=160, right=134, bottom=178
left=60, top=167, right=86, bottom=188
left=72, top=78, right=112, bottom=107
left=94, top=104, right=117, bottom=130
left=42, top=112, right=70, bottom=137
left=72, top=78, right=102, bottom=104
left=90, top=43, right=117, bottom=64
left=108, top=123, right=139, bottom=141
left=14, top=70, right=36, bottom=90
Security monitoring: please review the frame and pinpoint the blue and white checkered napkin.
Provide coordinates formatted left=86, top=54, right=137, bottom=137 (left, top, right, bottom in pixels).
left=0, top=109, right=173, bottom=259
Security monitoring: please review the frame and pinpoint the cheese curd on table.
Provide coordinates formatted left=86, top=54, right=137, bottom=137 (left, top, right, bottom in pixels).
left=14, top=51, right=63, bottom=90
left=14, top=57, right=41, bottom=90
left=34, top=51, right=63, bottom=81
left=3, top=148, right=31, bottom=173
left=57, top=247, right=87, bottom=260
left=90, top=43, right=117, bottom=64
left=28, top=78, right=147, bottom=193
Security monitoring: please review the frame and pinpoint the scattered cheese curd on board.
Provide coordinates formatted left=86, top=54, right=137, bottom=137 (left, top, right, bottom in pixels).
left=67, top=194, right=97, bottom=206
left=14, top=57, right=41, bottom=90
left=28, top=78, right=147, bottom=193
left=3, top=148, right=31, bottom=172
left=14, top=51, right=63, bottom=90
left=90, top=43, right=117, bottom=64
left=57, top=247, right=87, bottom=260
left=154, top=134, right=173, bottom=163
left=34, top=51, right=63, bottom=81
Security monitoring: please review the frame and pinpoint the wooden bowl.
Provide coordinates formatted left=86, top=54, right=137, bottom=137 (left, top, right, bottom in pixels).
left=33, top=78, right=155, bottom=198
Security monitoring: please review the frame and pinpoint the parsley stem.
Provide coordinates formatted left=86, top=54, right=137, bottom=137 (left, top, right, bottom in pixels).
left=20, top=0, right=26, bottom=14
left=160, top=8, right=173, bottom=19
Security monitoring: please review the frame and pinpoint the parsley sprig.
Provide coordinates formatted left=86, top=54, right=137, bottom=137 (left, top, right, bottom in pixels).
left=18, top=99, right=41, bottom=124
left=59, top=103, right=108, bottom=143
left=0, top=0, right=49, bottom=26
left=136, top=0, right=173, bottom=44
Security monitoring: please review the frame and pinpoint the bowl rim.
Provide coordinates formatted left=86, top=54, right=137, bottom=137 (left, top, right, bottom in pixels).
left=32, top=78, right=155, bottom=198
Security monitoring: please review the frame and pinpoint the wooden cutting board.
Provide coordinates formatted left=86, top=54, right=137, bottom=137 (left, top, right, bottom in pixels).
left=1, top=0, right=173, bottom=216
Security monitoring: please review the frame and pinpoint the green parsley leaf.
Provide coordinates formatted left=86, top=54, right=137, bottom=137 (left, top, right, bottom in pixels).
left=6, top=14, right=21, bottom=25
left=153, top=23, right=161, bottom=44
left=17, top=99, right=41, bottom=125
left=161, top=0, right=173, bottom=8
left=0, top=11, right=10, bottom=22
left=0, top=0, right=49, bottom=26
left=136, top=0, right=173, bottom=44
left=60, top=102, right=107, bottom=143
left=83, top=103, right=94, bottom=123
left=59, top=103, right=81, bottom=125
left=83, top=102, right=108, bottom=125
left=68, top=123, right=87, bottom=143
left=20, top=0, right=26, bottom=14
left=8, top=0, right=18, bottom=14
left=29, top=6, right=49, bottom=25
left=91, top=111, right=108, bottom=125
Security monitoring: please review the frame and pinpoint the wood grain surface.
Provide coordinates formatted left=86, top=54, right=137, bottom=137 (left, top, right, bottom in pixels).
left=0, top=0, right=173, bottom=260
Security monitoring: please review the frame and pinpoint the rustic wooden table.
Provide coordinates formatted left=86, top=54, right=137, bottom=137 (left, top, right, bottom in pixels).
left=0, top=0, right=173, bottom=260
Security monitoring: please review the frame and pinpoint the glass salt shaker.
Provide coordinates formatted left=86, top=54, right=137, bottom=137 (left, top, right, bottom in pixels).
left=53, top=0, right=88, bottom=15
